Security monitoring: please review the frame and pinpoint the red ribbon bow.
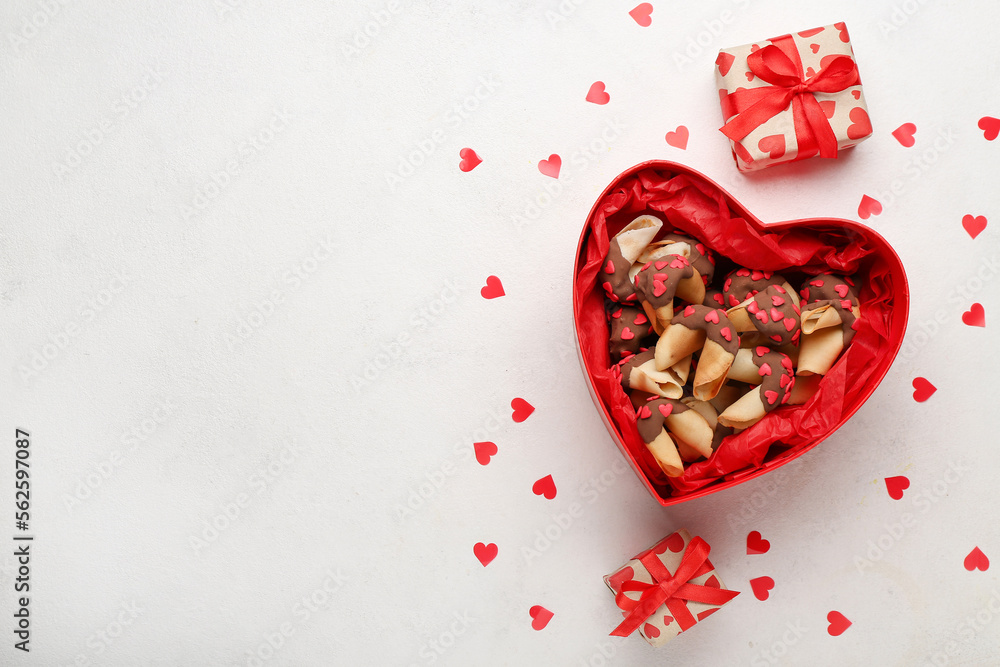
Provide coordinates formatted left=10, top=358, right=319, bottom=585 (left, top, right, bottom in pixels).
left=610, top=536, right=739, bottom=637
left=720, top=38, right=859, bottom=160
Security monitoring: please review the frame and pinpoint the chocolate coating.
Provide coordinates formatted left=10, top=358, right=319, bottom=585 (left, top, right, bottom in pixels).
left=749, top=346, right=796, bottom=412
left=608, top=306, right=654, bottom=360
left=617, top=349, right=654, bottom=389
left=599, top=240, right=638, bottom=304
left=704, top=288, right=726, bottom=308
left=800, top=273, right=860, bottom=344
left=661, top=232, right=716, bottom=285
left=670, top=304, right=740, bottom=357
left=635, top=396, right=690, bottom=443
left=722, top=268, right=789, bottom=308
left=744, top=284, right=801, bottom=346
left=633, top=254, right=693, bottom=309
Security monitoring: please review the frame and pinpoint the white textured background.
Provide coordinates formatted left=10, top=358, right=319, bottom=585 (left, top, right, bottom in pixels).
left=1, top=1, right=998, bottom=665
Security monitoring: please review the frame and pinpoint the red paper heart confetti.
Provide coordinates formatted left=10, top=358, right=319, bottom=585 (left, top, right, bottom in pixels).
left=758, top=134, right=785, bottom=160
left=891, top=123, right=917, bottom=147
left=480, top=275, right=505, bottom=300
left=529, top=605, right=553, bottom=630
left=857, top=194, right=882, bottom=220
left=962, top=214, right=988, bottom=239
left=962, top=303, right=986, bottom=327
left=586, top=81, right=610, bottom=105
left=474, top=542, right=498, bottom=567
left=827, top=611, right=852, bottom=636
left=459, top=148, right=482, bottom=172
left=532, top=474, right=557, bottom=500
left=474, top=441, right=498, bottom=466
left=846, top=107, right=872, bottom=140
left=747, top=530, right=770, bottom=555
left=750, top=576, right=775, bottom=601
left=911, top=377, right=936, bottom=402
left=884, top=475, right=909, bottom=500
left=665, top=126, right=689, bottom=150
left=979, top=116, right=1000, bottom=141
left=511, top=398, right=535, bottom=423
left=716, top=52, right=735, bottom=76
left=628, top=3, right=653, bottom=26
left=965, top=547, right=989, bottom=572
left=538, top=154, right=561, bottom=179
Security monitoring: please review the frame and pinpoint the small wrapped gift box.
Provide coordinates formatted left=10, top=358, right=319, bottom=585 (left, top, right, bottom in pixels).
left=715, top=22, right=872, bottom=172
left=605, top=529, right=738, bottom=647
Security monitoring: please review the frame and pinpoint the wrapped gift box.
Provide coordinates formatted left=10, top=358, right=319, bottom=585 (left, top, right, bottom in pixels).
left=605, top=529, right=739, bottom=647
left=715, top=23, right=872, bottom=172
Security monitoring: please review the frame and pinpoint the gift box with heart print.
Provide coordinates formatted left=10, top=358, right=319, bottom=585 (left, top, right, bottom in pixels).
left=716, top=22, right=872, bottom=172
left=572, top=161, right=909, bottom=506
left=605, top=529, right=738, bottom=647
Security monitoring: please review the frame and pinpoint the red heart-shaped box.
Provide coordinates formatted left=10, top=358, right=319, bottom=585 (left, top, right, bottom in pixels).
left=573, top=161, right=909, bottom=506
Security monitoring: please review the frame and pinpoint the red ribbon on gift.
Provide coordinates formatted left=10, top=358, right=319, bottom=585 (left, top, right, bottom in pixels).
left=719, top=35, right=859, bottom=160
left=610, top=536, right=739, bottom=637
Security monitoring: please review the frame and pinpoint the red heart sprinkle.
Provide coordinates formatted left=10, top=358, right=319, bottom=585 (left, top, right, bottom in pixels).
left=604, top=259, right=615, bottom=274
left=834, top=284, right=849, bottom=298
left=705, top=310, right=720, bottom=324
left=720, top=327, right=732, bottom=341
left=783, top=317, right=797, bottom=332
left=770, top=307, right=782, bottom=321
left=670, top=257, right=687, bottom=269
left=620, top=327, right=635, bottom=340
left=654, top=260, right=669, bottom=269
left=962, top=303, right=985, bottom=327
left=884, top=475, right=909, bottom=500
left=755, top=346, right=770, bottom=356
left=658, top=403, right=673, bottom=418
left=771, top=295, right=785, bottom=306
left=652, top=280, right=667, bottom=297
left=758, top=363, right=772, bottom=376
left=637, top=405, right=651, bottom=419
left=634, top=313, right=648, bottom=325
left=683, top=305, right=695, bottom=317
left=765, top=390, right=779, bottom=405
